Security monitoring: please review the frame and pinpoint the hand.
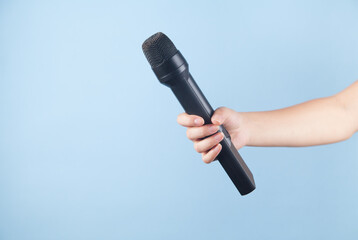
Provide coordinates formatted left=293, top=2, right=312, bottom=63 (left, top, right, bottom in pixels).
left=177, top=107, right=249, bottom=164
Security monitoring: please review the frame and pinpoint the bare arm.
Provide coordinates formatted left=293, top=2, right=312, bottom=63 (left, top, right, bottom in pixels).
left=245, top=80, right=358, bottom=146
left=177, top=81, right=358, bottom=163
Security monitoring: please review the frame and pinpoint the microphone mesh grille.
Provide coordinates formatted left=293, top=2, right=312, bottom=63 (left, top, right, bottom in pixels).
left=142, top=32, right=178, bottom=68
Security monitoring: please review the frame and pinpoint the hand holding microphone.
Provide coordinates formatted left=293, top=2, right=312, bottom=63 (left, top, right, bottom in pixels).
left=177, top=107, right=250, bottom=164
left=142, top=32, right=256, bottom=195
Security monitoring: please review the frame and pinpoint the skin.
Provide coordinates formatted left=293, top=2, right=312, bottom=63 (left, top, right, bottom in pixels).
left=177, top=80, right=358, bottom=164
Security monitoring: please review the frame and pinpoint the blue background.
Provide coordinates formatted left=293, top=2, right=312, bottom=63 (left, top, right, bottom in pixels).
left=0, top=0, right=357, bottom=239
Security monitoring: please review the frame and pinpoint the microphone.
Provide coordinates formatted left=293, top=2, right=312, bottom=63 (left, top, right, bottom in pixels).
left=142, top=32, right=255, bottom=195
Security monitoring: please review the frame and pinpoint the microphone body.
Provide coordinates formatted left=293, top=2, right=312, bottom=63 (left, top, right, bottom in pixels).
left=143, top=33, right=255, bottom=195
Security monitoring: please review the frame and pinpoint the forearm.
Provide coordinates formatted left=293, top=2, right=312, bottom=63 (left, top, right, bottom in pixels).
left=242, top=95, right=357, bottom=147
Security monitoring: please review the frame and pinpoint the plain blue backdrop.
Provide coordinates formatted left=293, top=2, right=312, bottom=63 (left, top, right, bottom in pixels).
left=0, top=0, right=357, bottom=239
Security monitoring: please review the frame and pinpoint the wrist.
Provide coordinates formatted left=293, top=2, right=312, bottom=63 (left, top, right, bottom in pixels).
left=235, top=111, right=253, bottom=148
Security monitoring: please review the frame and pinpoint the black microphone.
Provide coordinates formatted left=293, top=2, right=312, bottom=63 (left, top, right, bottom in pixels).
left=142, top=32, right=255, bottom=195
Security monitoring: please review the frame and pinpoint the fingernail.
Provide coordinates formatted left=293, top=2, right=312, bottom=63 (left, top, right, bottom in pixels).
left=209, top=125, right=218, bottom=134
left=215, top=133, right=224, bottom=141
left=214, top=144, right=221, bottom=152
left=194, top=118, right=202, bottom=125
left=212, top=118, right=222, bottom=125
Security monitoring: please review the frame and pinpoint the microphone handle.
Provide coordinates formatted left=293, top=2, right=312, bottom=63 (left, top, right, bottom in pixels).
left=170, top=73, right=256, bottom=195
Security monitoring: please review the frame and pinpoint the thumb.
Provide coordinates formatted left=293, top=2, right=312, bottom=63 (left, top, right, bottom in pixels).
left=211, top=107, right=233, bottom=125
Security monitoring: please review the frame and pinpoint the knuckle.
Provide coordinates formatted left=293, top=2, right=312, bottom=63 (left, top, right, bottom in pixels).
left=216, top=106, right=229, bottom=115
left=193, top=142, right=200, bottom=152
left=200, top=127, right=207, bottom=136
left=176, top=115, right=182, bottom=124
left=177, top=113, right=189, bottom=125
left=211, top=135, right=219, bottom=144
left=215, top=106, right=225, bottom=112
left=201, top=153, right=209, bottom=164
left=186, top=129, right=193, bottom=140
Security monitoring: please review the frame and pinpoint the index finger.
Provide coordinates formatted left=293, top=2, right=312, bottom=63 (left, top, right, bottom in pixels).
left=177, top=113, right=204, bottom=127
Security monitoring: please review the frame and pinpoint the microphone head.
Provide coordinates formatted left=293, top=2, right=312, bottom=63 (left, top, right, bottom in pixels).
left=142, top=32, right=178, bottom=68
